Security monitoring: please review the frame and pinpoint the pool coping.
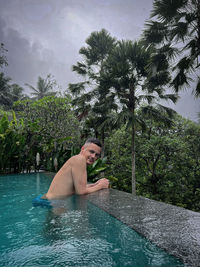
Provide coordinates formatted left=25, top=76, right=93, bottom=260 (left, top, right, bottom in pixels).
left=86, top=188, right=200, bottom=267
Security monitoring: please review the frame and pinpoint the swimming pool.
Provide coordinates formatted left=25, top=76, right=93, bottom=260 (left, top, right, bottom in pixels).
left=0, top=173, right=186, bottom=266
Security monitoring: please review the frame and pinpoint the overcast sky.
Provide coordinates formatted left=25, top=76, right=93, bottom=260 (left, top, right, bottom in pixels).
left=0, top=0, right=199, bottom=122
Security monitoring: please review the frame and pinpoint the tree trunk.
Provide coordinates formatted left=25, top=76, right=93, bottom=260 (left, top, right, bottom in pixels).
left=99, top=128, right=105, bottom=178
left=130, top=84, right=136, bottom=195
left=131, top=121, right=136, bottom=195
left=101, top=127, right=105, bottom=158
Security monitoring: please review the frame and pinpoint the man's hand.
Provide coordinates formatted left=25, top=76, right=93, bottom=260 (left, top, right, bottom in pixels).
left=97, top=178, right=109, bottom=189
left=87, top=178, right=109, bottom=188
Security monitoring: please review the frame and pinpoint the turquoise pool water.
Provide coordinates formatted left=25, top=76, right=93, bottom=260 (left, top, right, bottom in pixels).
left=0, top=173, right=186, bottom=267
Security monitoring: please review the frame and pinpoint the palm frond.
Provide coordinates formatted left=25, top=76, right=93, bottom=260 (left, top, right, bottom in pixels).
left=68, top=82, right=88, bottom=96
left=143, top=21, right=166, bottom=44
left=158, top=93, right=179, bottom=104
left=151, top=0, right=187, bottom=22
left=156, top=104, right=177, bottom=117
left=176, top=56, right=194, bottom=71
left=171, top=70, right=193, bottom=92
left=137, top=94, right=156, bottom=105
left=72, top=62, right=87, bottom=75
left=148, top=71, right=171, bottom=87
left=170, top=22, right=189, bottom=42
left=158, top=44, right=180, bottom=61
left=141, top=104, right=175, bottom=127
left=25, top=84, right=38, bottom=93
left=194, top=77, right=200, bottom=97
left=184, top=39, right=198, bottom=57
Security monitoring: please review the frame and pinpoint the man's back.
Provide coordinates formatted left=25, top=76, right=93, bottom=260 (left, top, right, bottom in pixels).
left=42, top=139, right=109, bottom=200
left=46, top=154, right=86, bottom=199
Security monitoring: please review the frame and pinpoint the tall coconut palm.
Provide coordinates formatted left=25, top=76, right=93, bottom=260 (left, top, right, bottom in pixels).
left=68, top=29, right=117, bottom=145
left=101, top=40, right=178, bottom=194
left=25, top=74, right=57, bottom=100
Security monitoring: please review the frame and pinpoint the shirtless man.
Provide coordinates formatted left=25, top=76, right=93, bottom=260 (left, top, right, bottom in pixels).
left=43, top=138, right=109, bottom=200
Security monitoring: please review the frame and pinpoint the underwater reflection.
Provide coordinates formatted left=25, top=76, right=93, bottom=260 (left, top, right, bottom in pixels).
left=41, top=195, right=92, bottom=243
left=40, top=194, right=185, bottom=267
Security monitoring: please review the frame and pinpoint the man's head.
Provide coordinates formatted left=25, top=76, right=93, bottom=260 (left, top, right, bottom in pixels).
left=84, top=138, right=102, bottom=148
left=80, top=138, right=102, bottom=165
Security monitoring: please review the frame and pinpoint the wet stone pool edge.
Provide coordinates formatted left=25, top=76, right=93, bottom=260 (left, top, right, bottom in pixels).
left=86, top=188, right=200, bottom=267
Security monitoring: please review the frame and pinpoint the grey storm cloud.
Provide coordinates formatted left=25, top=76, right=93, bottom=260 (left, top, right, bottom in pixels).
left=0, top=0, right=199, bottom=121
left=0, top=14, right=69, bottom=92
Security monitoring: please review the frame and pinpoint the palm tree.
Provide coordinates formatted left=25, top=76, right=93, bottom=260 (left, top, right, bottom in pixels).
left=10, top=84, right=28, bottom=103
left=69, top=29, right=178, bottom=194
left=102, top=40, right=178, bottom=195
left=0, top=43, right=8, bottom=68
left=68, top=29, right=117, bottom=145
left=25, top=74, right=57, bottom=99
left=143, top=0, right=200, bottom=96
left=0, top=72, right=12, bottom=108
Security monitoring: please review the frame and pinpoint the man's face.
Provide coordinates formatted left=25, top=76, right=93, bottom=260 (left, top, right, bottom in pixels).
left=81, top=143, right=101, bottom=165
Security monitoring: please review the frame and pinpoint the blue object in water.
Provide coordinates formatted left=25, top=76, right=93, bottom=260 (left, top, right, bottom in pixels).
left=32, top=194, right=52, bottom=208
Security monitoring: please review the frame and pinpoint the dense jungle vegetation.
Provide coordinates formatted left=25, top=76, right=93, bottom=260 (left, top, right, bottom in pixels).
left=0, top=0, right=200, bottom=211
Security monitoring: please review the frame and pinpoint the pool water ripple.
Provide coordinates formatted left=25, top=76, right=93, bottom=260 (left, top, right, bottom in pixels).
left=0, top=173, right=187, bottom=267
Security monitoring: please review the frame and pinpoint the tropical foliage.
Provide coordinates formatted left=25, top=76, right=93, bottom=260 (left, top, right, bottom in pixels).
left=105, top=112, right=200, bottom=212
left=14, top=96, right=81, bottom=171
left=0, top=111, right=26, bottom=173
left=14, top=96, right=80, bottom=148
left=87, top=157, right=107, bottom=181
left=0, top=96, right=81, bottom=173
left=0, top=73, right=27, bottom=109
left=0, top=43, right=27, bottom=109
left=143, top=0, right=200, bottom=96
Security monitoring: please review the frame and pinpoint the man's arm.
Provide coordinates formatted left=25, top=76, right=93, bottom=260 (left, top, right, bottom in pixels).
left=87, top=179, right=107, bottom=188
left=87, top=180, right=101, bottom=187
left=72, top=156, right=109, bottom=195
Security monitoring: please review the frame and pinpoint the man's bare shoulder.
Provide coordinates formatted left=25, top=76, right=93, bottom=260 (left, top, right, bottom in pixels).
left=69, top=154, right=86, bottom=166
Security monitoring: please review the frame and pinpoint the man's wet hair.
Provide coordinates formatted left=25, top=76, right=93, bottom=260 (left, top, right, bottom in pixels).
left=85, top=138, right=102, bottom=148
